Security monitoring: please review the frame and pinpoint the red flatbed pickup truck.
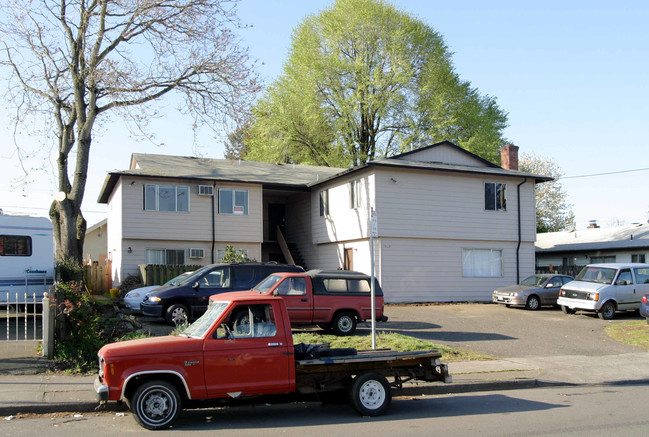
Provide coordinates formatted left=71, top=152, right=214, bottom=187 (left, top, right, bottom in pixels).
left=95, top=292, right=450, bottom=430
left=251, top=269, right=387, bottom=335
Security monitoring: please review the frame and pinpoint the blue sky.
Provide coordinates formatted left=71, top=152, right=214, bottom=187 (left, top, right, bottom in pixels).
left=1, top=0, right=648, bottom=230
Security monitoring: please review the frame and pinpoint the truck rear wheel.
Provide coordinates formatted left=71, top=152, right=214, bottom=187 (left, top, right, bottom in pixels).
left=349, top=372, right=391, bottom=416
left=331, top=312, right=357, bottom=336
left=131, top=380, right=182, bottom=430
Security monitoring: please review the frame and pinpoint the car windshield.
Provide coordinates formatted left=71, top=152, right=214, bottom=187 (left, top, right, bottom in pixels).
left=520, top=275, right=550, bottom=287
left=166, top=272, right=193, bottom=286
left=253, top=274, right=283, bottom=293
left=175, top=265, right=215, bottom=286
left=576, top=266, right=616, bottom=284
left=179, top=301, right=229, bottom=338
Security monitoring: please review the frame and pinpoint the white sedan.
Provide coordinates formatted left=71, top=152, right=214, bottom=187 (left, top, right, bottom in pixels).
left=124, top=272, right=193, bottom=311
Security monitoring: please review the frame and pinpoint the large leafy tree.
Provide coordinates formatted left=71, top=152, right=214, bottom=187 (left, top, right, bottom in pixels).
left=519, top=152, right=575, bottom=233
left=0, top=0, right=258, bottom=263
left=244, top=0, right=508, bottom=167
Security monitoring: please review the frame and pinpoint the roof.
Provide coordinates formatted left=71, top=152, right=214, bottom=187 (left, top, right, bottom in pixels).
left=98, top=154, right=345, bottom=203
left=98, top=142, right=552, bottom=203
left=536, top=223, right=649, bottom=253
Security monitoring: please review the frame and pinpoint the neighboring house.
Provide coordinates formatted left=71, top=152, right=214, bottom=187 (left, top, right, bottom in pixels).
left=83, top=219, right=108, bottom=265
left=536, top=223, right=649, bottom=272
left=98, top=141, right=551, bottom=302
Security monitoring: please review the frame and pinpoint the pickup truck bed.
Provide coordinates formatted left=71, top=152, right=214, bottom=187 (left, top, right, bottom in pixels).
left=295, top=348, right=450, bottom=393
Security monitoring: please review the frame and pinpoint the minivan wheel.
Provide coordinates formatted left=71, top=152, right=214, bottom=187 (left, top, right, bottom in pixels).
left=165, top=304, right=189, bottom=326
left=598, top=301, right=616, bottom=320
left=561, top=305, right=575, bottom=315
left=525, top=295, right=541, bottom=311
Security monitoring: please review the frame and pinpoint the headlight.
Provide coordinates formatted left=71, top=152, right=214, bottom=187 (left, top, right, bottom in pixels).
left=147, top=296, right=162, bottom=303
left=587, top=293, right=599, bottom=301
left=509, top=292, right=518, bottom=297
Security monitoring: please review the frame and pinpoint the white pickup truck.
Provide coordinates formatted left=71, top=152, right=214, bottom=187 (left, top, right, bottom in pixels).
left=557, top=263, right=649, bottom=319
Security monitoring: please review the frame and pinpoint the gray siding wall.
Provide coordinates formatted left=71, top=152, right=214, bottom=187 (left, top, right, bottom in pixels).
left=396, top=144, right=488, bottom=166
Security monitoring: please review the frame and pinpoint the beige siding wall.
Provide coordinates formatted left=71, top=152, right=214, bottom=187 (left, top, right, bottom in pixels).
left=373, top=168, right=536, bottom=243
left=109, top=177, right=263, bottom=286
left=119, top=178, right=261, bottom=243
left=377, top=237, right=536, bottom=303
left=311, top=170, right=375, bottom=245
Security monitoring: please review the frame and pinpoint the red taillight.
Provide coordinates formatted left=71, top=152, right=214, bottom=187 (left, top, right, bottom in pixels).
left=643, top=295, right=648, bottom=303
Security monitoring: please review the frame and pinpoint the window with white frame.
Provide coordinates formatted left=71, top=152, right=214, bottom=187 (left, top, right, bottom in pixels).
left=484, top=182, right=506, bottom=211
left=143, top=184, right=189, bottom=212
left=146, top=249, right=185, bottom=265
left=219, top=189, right=249, bottom=215
left=319, top=189, right=329, bottom=216
left=462, top=249, right=503, bottom=277
left=349, top=179, right=360, bottom=209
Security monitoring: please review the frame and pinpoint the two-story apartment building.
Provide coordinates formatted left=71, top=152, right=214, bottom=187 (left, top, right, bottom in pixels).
left=98, top=142, right=551, bottom=302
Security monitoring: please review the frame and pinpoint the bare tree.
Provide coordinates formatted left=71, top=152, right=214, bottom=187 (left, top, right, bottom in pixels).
left=0, top=0, right=259, bottom=262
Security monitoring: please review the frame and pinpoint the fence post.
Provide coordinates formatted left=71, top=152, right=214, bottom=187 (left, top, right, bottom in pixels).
left=42, top=288, right=55, bottom=359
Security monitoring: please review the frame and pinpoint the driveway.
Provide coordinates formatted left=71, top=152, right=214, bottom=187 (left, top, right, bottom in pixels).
left=375, top=303, right=644, bottom=358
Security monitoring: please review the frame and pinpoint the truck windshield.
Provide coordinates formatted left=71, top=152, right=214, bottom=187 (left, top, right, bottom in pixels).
left=253, top=274, right=283, bottom=294
left=180, top=301, right=229, bottom=338
left=576, top=266, right=616, bottom=284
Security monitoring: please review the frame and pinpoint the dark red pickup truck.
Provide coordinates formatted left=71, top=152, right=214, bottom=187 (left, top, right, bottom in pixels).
left=251, top=269, right=387, bottom=335
left=95, top=292, right=450, bottom=430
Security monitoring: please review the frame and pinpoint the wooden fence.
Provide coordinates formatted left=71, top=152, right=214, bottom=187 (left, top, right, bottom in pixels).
left=83, top=260, right=112, bottom=295
left=139, top=264, right=203, bottom=286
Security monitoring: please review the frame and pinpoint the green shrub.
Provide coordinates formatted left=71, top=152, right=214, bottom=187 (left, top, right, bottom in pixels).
left=54, top=281, right=104, bottom=372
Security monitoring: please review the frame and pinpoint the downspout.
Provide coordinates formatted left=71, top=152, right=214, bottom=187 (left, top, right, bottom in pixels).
left=211, top=182, right=216, bottom=263
left=516, top=178, right=528, bottom=283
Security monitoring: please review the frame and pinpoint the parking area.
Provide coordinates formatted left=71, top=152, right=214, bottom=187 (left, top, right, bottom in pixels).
left=134, top=303, right=645, bottom=360
left=378, top=303, right=644, bottom=358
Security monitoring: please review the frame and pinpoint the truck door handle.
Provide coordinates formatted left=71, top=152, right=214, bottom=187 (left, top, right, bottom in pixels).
left=268, top=343, right=282, bottom=347
left=301, top=298, right=308, bottom=302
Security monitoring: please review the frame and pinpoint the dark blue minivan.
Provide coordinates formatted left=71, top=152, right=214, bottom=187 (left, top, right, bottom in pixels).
left=141, top=262, right=304, bottom=325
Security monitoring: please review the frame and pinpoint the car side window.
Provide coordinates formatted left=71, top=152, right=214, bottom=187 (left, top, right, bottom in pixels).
left=203, top=268, right=231, bottom=288
left=561, top=277, right=572, bottom=285
left=633, top=268, right=649, bottom=284
left=617, top=269, right=633, bottom=285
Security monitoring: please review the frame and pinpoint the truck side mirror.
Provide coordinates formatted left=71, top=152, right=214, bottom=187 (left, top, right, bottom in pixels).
left=616, top=280, right=628, bottom=286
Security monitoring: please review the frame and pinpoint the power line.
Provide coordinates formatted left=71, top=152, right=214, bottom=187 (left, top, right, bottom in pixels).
left=559, top=167, right=649, bottom=180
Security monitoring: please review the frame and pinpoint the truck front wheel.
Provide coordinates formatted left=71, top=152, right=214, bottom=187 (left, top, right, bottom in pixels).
left=131, top=380, right=182, bottom=430
left=331, top=312, right=357, bottom=336
left=350, top=372, right=391, bottom=416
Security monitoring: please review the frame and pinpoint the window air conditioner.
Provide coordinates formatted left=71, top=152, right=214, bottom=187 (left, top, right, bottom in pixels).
left=198, top=185, right=214, bottom=196
left=189, top=248, right=205, bottom=259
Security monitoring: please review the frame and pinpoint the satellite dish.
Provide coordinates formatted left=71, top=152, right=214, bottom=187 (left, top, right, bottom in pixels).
left=54, top=192, right=66, bottom=202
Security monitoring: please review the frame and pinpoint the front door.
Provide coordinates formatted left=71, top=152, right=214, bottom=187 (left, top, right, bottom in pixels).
left=203, top=303, right=290, bottom=397
left=614, top=269, right=637, bottom=308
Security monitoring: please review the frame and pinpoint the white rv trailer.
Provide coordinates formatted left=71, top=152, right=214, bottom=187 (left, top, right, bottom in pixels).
left=0, top=214, right=55, bottom=304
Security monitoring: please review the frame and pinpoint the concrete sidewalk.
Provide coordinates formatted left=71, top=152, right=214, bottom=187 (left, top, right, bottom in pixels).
left=2, top=349, right=649, bottom=417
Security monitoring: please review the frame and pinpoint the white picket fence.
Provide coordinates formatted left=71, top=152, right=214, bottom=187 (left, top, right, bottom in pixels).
left=0, top=292, right=43, bottom=342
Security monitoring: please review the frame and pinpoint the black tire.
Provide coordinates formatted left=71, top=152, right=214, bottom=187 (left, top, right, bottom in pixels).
left=561, top=305, right=575, bottom=315
left=131, top=380, right=182, bottom=430
left=165, top=304, right=189, bottom=326
left=331, top=312, right=357, bottom=336
left=598, top=301, right=616, bottom=320
left=525, top=295, right=541, bottom=311
left=349, top=372, right=391, bottom=416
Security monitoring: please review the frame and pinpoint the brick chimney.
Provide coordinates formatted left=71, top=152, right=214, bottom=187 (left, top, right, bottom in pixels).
left=500, top=144, right=519, bottom=170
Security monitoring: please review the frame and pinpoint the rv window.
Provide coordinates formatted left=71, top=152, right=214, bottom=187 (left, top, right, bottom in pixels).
left=0, top=235, right=32, bottom=256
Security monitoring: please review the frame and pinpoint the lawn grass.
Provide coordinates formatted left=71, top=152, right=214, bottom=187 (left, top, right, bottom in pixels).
left=292, top=331, right=492, bottom=362
left=605, top=321, right=649, bottom=349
